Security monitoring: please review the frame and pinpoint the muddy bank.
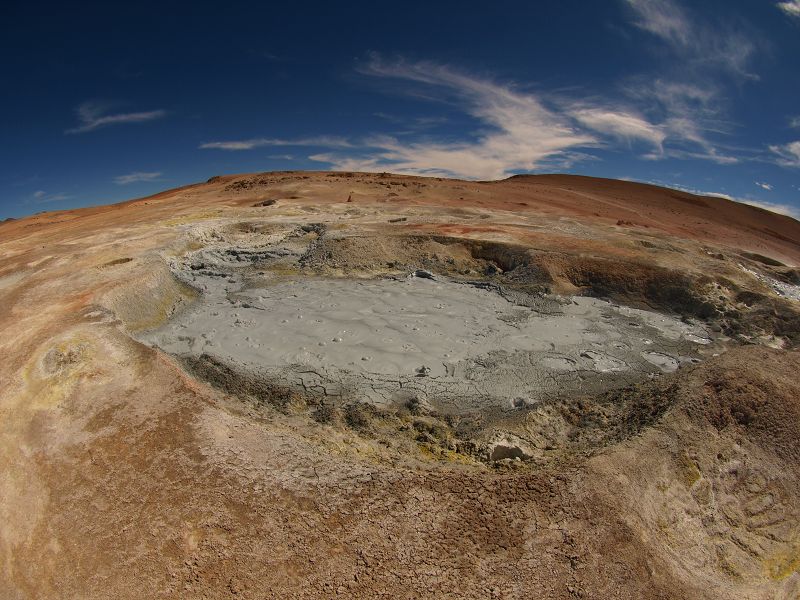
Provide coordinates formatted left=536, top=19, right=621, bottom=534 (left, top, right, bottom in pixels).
left=126, top=218, right=800, bottom=465
left=138, top=223, right=716, bottom=418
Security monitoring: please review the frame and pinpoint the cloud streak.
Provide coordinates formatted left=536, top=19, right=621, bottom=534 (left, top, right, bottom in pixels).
left=623, top=0, right=758, bottom=79
left=327, top=58, right=747, bottom=176
left=201, top=56, right=758, bottom=179
left=199, top=136, right=353, bottom=151
left=616, top=2, right=764, bottom=164
left=66, top=102, right=166, bottom=134
left=114, top=171, right=162, bottom=185
left=200, top=59, right=609, bottom=179
left=569, top=106, right=666, bottom=149
left=769, top=141, right=800, bottom=167
left=30, top=190, right=71, bottom=204
left=624, top=79, right=740, bottom=164
left=336, top=58, right=598, bottom=179
left=625, top=0, right=691, bottom=47
left=777, top=0, right=800, bottom=18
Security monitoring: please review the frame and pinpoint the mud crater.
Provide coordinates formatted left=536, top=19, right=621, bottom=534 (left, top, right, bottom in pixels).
left=139, top=223, right=715, bottom=418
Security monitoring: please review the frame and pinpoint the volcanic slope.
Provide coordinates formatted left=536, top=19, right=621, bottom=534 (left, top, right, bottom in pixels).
left=1, top=171, right=800, bottom=599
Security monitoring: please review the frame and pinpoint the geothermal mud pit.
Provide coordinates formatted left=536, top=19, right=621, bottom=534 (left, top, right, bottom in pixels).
left=7, top=172, right=800, bottom=599
left=142, top=224, right=713, bottom=416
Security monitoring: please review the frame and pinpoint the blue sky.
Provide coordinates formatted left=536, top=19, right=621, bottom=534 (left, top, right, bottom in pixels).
left=1, top=0, right=799, bottom=219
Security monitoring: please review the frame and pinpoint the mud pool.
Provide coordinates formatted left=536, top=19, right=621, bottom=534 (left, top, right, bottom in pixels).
left=141, top=271, right=713, bottom=412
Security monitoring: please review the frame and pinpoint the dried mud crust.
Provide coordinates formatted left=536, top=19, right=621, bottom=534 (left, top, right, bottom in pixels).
left=10, top=331, right=800, bottom=600
left=100, top=343, right=800, bottom=599
left=298, top=232, right=800, bottom=342
left=129, top=220, right=800, bottom=465
left=588, top=347, right=800, bottom=594
left=178, top=350, right=691, bottom=466
left=181, top=339, right=782, bottom=472
left=142, top=224, right=718, bottom=420
left=147, top=274, right=710, bottom=398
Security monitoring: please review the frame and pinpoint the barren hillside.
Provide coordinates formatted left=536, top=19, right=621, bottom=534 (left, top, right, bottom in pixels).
left=1, top=172, right=799, bottom=599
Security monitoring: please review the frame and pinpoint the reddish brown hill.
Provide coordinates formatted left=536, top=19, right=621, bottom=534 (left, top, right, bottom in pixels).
left=3, top=172, right=797, bottom=265
left=496, top=174, right=800, bottom=264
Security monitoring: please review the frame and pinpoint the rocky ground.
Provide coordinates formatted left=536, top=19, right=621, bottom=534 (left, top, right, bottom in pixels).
left=1, top=171, right=799, bottom=599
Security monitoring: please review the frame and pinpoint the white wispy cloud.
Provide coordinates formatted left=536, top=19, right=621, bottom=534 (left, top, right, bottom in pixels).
left=769, top=141, right=800, bottom=167
left=344, top=58, right=745, bottom=175
left=202, top=57, right=753, bottom=178
left=200, top=139, right=269, bottom=150
left=202, top=60, right=608, bottom=179
left=790, top=116, right=800, bottom=128
left=643, top=148, right=740, bottom=164
left=66, top=102, right=167, bottom=134
left=569, top=106, right=666, bottom=149
left=330, top=58, right=601, bottom=179
left=755, top=181, right=773, bottom=191
left=777, top=0, right=800, bottom=18
left=30, top=190, right=71, bottom=203
left=624, top=78, right=742, bottom=164
left=625, top=0, right=691, bottom=46
left=114, top=171, right=162, bottom=185
left=373, top=112, right=449, bottom=132
left=623, top=0, right=758, bottom=79
left=617, top=2, right=762, bottom=163
left=199, top=136, right=353, bottom=151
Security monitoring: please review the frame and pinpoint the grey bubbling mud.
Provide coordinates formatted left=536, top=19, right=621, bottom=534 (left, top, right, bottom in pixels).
left=140, top=236, right=714, bottom=412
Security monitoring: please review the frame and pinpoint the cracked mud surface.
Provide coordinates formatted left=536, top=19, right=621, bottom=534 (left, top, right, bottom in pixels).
left=142, top=239, right=712, bottom=412
left=2, top=171, right=800, bottom=599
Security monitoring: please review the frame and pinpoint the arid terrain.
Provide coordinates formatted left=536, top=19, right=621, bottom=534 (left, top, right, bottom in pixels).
left=1, top=171, right=800, bottom=599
